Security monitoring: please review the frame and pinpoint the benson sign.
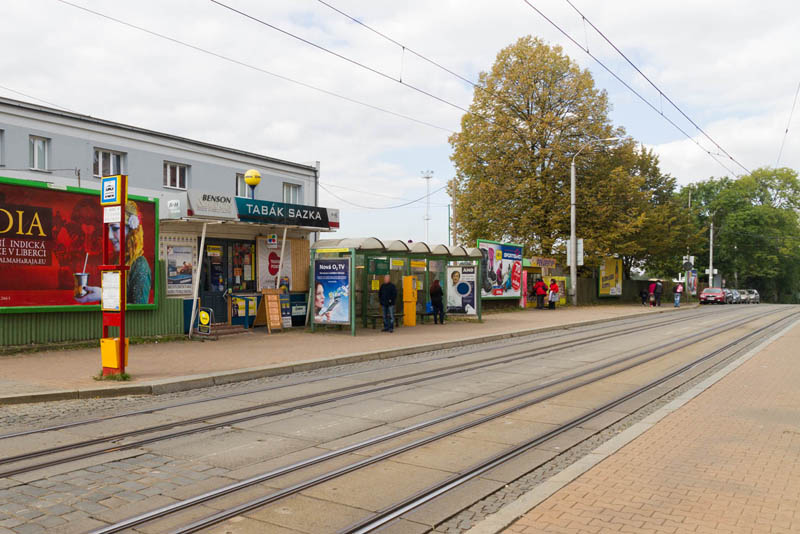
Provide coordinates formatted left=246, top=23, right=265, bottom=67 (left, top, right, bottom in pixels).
left=236, top=198, right=339, bottom=230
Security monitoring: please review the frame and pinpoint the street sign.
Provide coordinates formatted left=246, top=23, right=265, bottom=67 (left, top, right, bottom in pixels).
left=198, top=308, right=213, bottom=335
left=682, top=261, right=693, bottom=270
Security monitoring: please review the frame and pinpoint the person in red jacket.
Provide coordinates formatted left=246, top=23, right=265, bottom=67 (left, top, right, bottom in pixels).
left=548, top=279, right=560, bottom=310
left=533, top=277, right=547, bottom=309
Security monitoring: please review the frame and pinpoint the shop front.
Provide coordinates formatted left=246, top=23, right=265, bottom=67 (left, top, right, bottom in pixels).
left=522, top=256, right=558, bottom=307
left=160, top=191, right=339, bottom=332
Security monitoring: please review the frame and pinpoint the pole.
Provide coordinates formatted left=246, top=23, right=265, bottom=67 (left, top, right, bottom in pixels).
left=447, top=204, right=451, bottom=247
left=422, top=171, right=432, bottom=242
left=189, top=222, right=208, bottom=339
left=570, top=160, right=577, bottom=306
left=276, top=227, right=288, bottom=288
left=709, top=221, right=714, bottom=287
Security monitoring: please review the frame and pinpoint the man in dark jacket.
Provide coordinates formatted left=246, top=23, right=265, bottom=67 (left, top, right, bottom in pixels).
left=378, top=275, right=397, bottom=332
left=654, top=279, right=664, bottom=307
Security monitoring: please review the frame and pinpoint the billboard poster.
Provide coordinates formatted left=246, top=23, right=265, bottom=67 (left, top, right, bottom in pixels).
left=0, top=180, right=157, bottom=309
left=446, top=265, right=477, bottom=315
left=598, top=257, right=623, bottom=297
left=257, top=237, right=291, bottom=290
left=314, top=258, right=350, bottom=325
left=166, top=245, right=194, bottom=295
left=687, top=269, right=698, bottom=296
left=477, top=240, right=523, bottom=299
left=550, top=276, right=568, bottom=305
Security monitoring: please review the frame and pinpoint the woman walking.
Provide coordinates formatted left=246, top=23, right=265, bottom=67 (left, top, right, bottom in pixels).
left=548, top=279, right=559, bottom=310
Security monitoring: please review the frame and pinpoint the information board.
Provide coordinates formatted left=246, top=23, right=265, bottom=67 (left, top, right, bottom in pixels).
left=101, top=271, right=121, bottom=311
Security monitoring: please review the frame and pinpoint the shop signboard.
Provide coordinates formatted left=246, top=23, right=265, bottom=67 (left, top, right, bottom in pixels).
left=166, top=245, right=194, bottom=295
left=313, top=258, right=350, bottom=325
left=236, top=198, right=339, bottom=229
left=477, top=239, right=523, bottom=299
left=0, top=178, right=157, bottom=311
left=529, top=256, right=557, bottom=269
left=598, top=257, right=623, bottom=297
left=446, top=265, right=477, bottom=315
left=187, top=191, right=237, bottom=219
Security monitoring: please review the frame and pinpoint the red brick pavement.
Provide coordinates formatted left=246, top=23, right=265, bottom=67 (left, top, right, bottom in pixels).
left=502, top=321, right=800, bottom=534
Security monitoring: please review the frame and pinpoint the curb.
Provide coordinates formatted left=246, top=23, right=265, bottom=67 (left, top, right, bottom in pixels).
left=0, top=306, right=693, bottom=406
left=464, top=312, right=799, bottom=534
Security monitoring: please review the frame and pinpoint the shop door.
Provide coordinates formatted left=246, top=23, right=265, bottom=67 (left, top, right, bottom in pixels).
left=200, top=241, right=228, bottom=323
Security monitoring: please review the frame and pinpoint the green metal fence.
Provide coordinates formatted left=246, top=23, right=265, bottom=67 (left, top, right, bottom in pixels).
left=0, top=261, right=182, bottom=346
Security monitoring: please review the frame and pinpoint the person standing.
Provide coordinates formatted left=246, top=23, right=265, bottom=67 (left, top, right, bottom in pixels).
left=378, top=274, right=397, bottom=332
left=429, top=279, right=444, bottom=324
left=648, top=280, right=657, bottom=307
left=673, top=282, right=684, bottom=307
left=548, top=279, right=559, bottom=310
left=640, top=287, right=649, bottom=306
left=534, top=277, right=547, bottom=309
left=654, top=279, right=664, bottom=307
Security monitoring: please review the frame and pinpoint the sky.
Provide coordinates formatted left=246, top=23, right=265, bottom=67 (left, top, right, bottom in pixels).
left=1, top=0, right=798, bottom=245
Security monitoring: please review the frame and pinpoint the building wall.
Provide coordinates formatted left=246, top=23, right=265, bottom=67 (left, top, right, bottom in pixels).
left=0, top=98, right=318, bottom=208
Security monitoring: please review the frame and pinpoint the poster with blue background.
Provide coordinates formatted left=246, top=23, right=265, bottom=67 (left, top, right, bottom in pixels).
left=313, top=258, right=350, bottom=325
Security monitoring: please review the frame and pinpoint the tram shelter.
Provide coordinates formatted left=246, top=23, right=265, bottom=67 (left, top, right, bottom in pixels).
left=310, top=238, right=483, bottom=335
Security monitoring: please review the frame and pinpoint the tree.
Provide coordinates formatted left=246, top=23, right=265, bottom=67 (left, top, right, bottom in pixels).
left=449, top=36, right=617, bottom=256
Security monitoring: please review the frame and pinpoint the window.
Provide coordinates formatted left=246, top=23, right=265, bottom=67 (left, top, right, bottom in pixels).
left=29, top=136, right=49, bottom=170
left=93, top=148, right=125, bottom=177
left=235, top=173, right=248, bottom=198
left=283, top=182, right=301, bottom=204
left=163, top=162, right=188, bottom=190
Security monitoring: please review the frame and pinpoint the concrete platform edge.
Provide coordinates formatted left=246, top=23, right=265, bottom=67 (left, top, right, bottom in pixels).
left=0, top=307, right=688, bottom=405
left=464, top=314, right=800, bottom=534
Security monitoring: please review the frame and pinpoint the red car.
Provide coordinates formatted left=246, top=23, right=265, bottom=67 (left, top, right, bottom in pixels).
left=700, top=287, right=726, bottom=304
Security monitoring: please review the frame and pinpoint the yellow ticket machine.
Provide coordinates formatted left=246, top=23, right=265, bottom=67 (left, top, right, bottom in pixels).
left=403, top=275, right=418, bottom=326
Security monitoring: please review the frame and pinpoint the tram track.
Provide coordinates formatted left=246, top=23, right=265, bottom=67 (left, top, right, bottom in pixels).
left=83, top=307, right=792, bottom=534
left=0, top=307, right=733, bottom=478
left=0, top=306, right=719, bottom=442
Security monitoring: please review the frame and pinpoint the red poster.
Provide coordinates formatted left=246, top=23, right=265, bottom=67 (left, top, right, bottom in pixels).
left=0, top=181, right=156, bottom=308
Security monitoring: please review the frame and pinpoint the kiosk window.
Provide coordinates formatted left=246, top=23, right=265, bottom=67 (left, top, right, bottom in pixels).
left=231, top=242, right=255, bottom=291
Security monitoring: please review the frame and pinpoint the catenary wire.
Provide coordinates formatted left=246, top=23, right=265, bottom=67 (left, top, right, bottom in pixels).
left=319, top=182, right=447, bottom=209
left=563, top=0, right=751, bottom=175
left=321, top=182, right=448, bottom=206
left=209, top=0, right=472, bottom=115
left=0, top=84, right=75, bottom=112
left=52, top=0, right=453, bottom=133
left=776, top=79, right=800, bottom=167
left=314, top=0, right=479, bottom=89
left=520, top=0, right=739, bottom=177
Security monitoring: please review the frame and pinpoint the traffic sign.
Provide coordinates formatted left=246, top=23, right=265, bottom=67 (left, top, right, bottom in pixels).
left=682, top=261, right=693, bottom=270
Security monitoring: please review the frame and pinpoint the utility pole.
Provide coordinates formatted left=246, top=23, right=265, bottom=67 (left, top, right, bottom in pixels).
left=709, top=221, right=714, bottom=287
left=447, top=204, right=451, bottom=246
left=421, top=170, right=433, bottom=242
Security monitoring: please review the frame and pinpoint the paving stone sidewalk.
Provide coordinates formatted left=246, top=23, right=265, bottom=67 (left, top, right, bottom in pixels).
left=501, top=320, right=800, bottom=533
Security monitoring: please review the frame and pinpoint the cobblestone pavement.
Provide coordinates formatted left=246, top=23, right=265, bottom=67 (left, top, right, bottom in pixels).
left=431, top=313, right=796, bottom=534
left=0, top=306, right=774, bottom=534
left=495, top=317, right=800, bottom=534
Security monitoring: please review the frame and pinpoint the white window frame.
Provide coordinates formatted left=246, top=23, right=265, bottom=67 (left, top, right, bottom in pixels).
left=0, top=130, right=5, bottom=166
left=29, top=135, right=49, bottom=171
left=163, top=162, right=189, bottom=190
left=93, top=148, right=125, bottom=178
left=283, top=182, right=301, bottom=204
left=235, top=173, right=248, bottom=198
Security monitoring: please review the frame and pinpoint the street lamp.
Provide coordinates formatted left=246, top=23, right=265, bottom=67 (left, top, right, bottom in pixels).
left=570, top=137, right=620, bottom=306
left=244, top=169, right=261, bottom=199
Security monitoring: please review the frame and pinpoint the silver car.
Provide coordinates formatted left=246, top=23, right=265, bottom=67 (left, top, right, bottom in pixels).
left=745, top=289, right=760, bottom=304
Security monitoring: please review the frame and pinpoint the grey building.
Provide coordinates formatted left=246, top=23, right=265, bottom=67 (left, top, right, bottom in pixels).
left=0, top=96, right=339, bottom=330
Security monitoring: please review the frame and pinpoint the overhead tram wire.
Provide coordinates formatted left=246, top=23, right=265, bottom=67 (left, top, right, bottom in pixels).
left=776, top=79, right=800, bottom=167
left=563, top=0, right=751, bottom=175
left=209, top=0, right=473, bottom=115
left=53, top=0, right=453, bottom=134
left=319, top=183, right=447, bottom=210
left=0, top=84, right=75, bottom=112
left=321, top=182, right=448, bottom=206
left=519, top=0, right=739, bottom=178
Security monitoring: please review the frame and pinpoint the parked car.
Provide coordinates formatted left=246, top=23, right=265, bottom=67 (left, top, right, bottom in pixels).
left=700, top=287, right=726, bottom=304
left=746, top=289, right=760, bottom=304
left=738, top=289, right=752, bottom=303
left=730, top=290, right=742, bottom=304
left=722, top=288, right=734, bottom=304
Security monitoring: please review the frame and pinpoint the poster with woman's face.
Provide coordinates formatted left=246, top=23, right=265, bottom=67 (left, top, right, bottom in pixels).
left=0, top=181, right=156, bottom=308
left=314, top=258, right=350, bottom=325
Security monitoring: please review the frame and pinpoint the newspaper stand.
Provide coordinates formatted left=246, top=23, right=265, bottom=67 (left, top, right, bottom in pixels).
left=99, top=175, right=129, bottom=376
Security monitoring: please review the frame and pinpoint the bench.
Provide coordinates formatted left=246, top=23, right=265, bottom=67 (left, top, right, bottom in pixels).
left=367, top=313, right=404, bottom=329
left=418, top=311, right=443, bottom=324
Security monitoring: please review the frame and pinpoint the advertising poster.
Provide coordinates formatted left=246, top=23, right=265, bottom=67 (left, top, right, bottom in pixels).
left=166, top=245, right=194, bottom=295
left=550, top=276, right=568, bottom=305
left=257, top=237, right=292, bottom=290
left=477, top=240, right=523, bottom=299
left=598, top=257, right=623, bottom=297
left=446, top=265, right=477, bottom=315
left=314, top=258, right=350, bottom=325
left=0, top=180, right=156, bottom=309
left=687, top=269, right=698, bottom=296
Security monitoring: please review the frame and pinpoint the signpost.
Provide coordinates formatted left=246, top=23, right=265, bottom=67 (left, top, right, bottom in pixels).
left=99, top=175, right=129, bottom=376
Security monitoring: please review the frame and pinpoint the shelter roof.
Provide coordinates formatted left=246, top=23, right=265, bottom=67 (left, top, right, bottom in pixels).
left=312, top=238, right=481, bottom=258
